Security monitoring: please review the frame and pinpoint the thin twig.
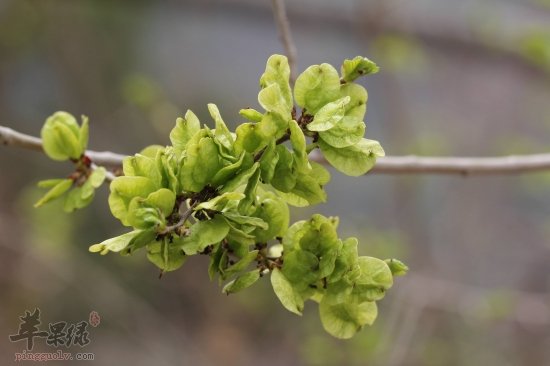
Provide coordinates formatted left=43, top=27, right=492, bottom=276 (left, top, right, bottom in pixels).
left=159, top=201, right=198, bottom=235
left=0, top=125, right=43, bottom=152
left=270, top=0, right=298, bottom=84
left=369, top=153, right=550, bottom=175
left=85, top=151, right=127, bottom=167
left=0, top=125, right=125, bottom=168
left=312, top=151, right=550, bottom=175
left=4, top=125, right=550, bottom=175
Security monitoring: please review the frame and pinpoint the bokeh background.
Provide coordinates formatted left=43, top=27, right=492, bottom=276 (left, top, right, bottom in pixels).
left=1, top=0, right=550, bottom=365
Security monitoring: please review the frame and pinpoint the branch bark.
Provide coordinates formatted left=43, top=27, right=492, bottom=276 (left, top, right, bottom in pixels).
left=3, top=125, right=550, bottom=176
left=366, top=154, right=550, bottom=175
left=0, top=125, right=119, bottom=181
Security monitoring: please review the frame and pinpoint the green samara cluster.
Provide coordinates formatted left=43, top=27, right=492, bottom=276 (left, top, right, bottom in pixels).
left=36, top=55, right=407, bottom=338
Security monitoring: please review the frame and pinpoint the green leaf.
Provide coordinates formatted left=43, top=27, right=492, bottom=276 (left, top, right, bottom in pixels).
left=220, top=162, right=259, bottom=193
left=341, top=56, right=379, bottom=82
left=41, top=111, right=83, bottom=161
left=127, top=201, right=163, bottom=230
left=259, top=141, right=279, bottom=183
left=225, top=238, right=251, bottom=259
left=194, top=192, right=245, bottom=212
left=298, top=217, right=339, bottom=255
left=257, top=112, right=289, bottom=141
left=176, top=216, right=230, bottom=255
left=307, top=96, right=350, bottom=132
left=252, top=196, right=290, bottom=243
left=143, top=188, right=176, bottom=217
left=259, top=54, right=293, bottom=116
left=350, top=285, right=386, bottom=303
left=319, top=138, right=385, bottom=176
left=156, top=148, right=181, bottom=193
left=319, top=84, right=368, bottom=148
left=140, top=144, right=164, bottom=158
left=208, top=244, right=224, bottom=280
left=57, top=168, right=104, bottom=212
left=170, top=110, right=201, bottom=152
left=323, top=278, right=354, bottom=305
left=223, top=219, right=256, bottom=247
left=329, top=237, right=359, bottom=284
left=89, top=230, right=144, bottom=255
left=238, top=166, right=260, bottom=214
left=222, top=250, right=259, bottom=279
left=294, top=64, right=341, bottom=114
left=239, top=108, right=264, bottom=122
left=282, top=220, right=308, bottom=253
left=63, top=183, right=95, bottom=212
left=123, top=153, right=162, bottom=188
left=277, top=172, right=326, bottom=207
left=271, top=268, right=304, bottom=315
left=339, top=83, right=368, bottom=120
left=89, top=167, right=107, bottom=188
left=234, top=123, right=268, bottom=155
left=78, top=115, right=89, bottom=152
left=61, top=187, right=82, bottom=213
left=222, top=269, right=261, bottom=294
left=218, top=250, right=229, bottom=276
left=289, top=120, right=309, bottom=172
left=79, top=178, right=96, bottom=200
left=213, top=139, right=238, bottom=164
left=356, top=256, right=394, bottom=290
left=120, top=229, right=157, bottom=255
left=258, top=83, right=290, bottom=117
left=270, top=146, right=296, bottom=192
left=37, top=179, right=67, bottom=188
left=108, top=176, right=158, bottom=226
left=55, top=122, right=81, bottom=159
left=319, top=298, right=378, bottom=339
left=281, top=249, right=320, bottom=287
left=180, top=137, right=222, bottom=192
left=34, top=179, right=73, bottom=207
left=208, top=103, right=234, bottom=150
left=212, top=152, right=251, bottom=187
left=223, top=212, right=268, bottom=230
left=310, top=161, right=331, bottom=186
left=385, top=258, right=409, bottom=276
left=318, top=117, right=365, bottom=148
left=146, top=239, right=187, bottom=272
left=318, top=247, right=341, bottom=279
left=126, top=188, right=176, bottom=229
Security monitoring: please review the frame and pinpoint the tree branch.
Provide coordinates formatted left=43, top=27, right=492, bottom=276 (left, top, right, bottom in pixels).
left=0, top=125, right=119, bottom=181
left=270, top=0, right=298, bottom=84
left=371, top=154, right=550, bottom=175
left=0, top=125, right=43, bottom=152
left=4, top=124, right=550, bottom=175
left=310, top=151, right=550, bottom=176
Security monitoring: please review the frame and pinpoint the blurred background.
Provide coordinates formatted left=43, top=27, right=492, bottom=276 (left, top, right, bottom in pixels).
left=1, top=0, right=550, bottom=365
